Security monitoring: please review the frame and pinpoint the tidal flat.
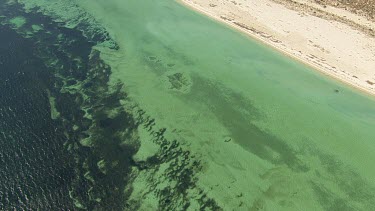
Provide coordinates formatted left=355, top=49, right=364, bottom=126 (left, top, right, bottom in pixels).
left=2, top=0, right=375, bottom=210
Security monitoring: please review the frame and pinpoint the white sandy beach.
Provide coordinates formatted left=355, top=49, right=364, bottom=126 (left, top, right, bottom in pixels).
left=179, top=0, right=375, bottom=97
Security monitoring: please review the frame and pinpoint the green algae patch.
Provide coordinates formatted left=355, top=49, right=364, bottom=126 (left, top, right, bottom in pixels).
left=79, top=137, right=93, bottom=147
left=97, top=160, right=107, bottom=174
left=72, top=124, right=79, bottom=131
left=46, top=90, right=60, bottom=120
left=9, top=16, right=26, bottom=28
left=31, top=24, right=43, bottom=32
left=84, top=171, right=95, bottom=183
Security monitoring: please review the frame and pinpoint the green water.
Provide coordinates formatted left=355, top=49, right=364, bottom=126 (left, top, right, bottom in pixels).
left=80, top=0, right=375, bottom=209
left=18, top=0, right=375, bottom=209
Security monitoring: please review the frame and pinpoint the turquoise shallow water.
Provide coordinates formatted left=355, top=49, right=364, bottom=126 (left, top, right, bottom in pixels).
left=70, top=0, right=375, bottom=209
left=87, top=0, right=375, bottom=150
left=9, top=0, right=375, bottom=209
left=73, top=0, right=375, bottom=209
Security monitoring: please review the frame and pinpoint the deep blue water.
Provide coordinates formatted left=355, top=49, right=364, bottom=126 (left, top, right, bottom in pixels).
left=0, top=22, right=75, bottom=210
left=0, top=3, right=136, bottom=210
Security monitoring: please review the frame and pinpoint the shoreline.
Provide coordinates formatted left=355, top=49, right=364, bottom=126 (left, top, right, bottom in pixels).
left=178, top=0, right=375, bottom=99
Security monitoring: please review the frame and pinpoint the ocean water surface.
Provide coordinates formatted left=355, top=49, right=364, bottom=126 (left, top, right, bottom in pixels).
left=1, top=0, right=375, bottom=210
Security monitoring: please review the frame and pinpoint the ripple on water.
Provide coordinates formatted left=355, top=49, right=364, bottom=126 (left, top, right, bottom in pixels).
left=0, top=16, right=75, bottom=211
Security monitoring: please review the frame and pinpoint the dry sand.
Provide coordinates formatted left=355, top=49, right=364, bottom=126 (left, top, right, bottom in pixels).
left=179, top=0, right=375, bottom=97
